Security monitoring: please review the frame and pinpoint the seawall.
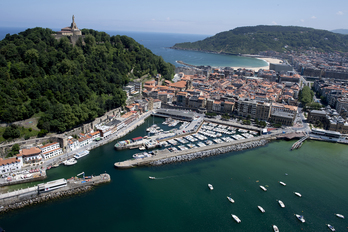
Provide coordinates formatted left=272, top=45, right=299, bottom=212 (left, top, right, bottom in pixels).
left=0, top=173, right=110, bottom=213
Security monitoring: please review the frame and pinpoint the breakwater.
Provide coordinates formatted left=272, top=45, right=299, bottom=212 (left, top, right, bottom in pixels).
left=0, top=173, right=110, bottom=213
left=150, top=140, right=268, bottom=166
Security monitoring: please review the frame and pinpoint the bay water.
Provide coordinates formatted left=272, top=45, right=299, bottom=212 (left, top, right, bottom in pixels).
left=1, top=116, right=348, bottom=232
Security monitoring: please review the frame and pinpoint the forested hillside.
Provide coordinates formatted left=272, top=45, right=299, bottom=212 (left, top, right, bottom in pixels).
left=172, top=25, right=348, bottom=54
left=0, top=27, right=174, bottom=133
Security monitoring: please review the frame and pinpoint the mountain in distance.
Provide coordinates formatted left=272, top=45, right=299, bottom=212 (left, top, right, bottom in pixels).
left=172, top=25, right=348, bottom=54
left=331, top=29, right=348, bottom=35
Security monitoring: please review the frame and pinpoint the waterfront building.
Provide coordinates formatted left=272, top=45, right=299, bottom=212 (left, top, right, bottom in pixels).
left=269, top=111, right=295, bottom=126
left=307, top=110, right=327, bottom=123
left=40, top=142, right=63, bottom=160
left=0, top=156, right=23, bottom=174
left=17, top=147, right=42, bottom=163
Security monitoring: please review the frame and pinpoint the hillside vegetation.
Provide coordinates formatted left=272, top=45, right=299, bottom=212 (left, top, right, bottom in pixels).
left=0, top=27, right=174, bottom=134
left=172, top=25, right=348, bottom=54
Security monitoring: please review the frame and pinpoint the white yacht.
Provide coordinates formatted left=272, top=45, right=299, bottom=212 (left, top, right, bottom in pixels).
left=260, top=185, right=267, bottom=191
left=279, top=181, right=286, bottom=186
left=258, top=206, right=265, bottom=213
left=294, top=192, right=302, bottom=197
left=278, top=200, right=285, bottom=208
left=74, top=150, right=90, bottom=159
left=231, top=214, right=241, bottom=223
left=149, top=176, right=155, bottom=179
left=335, top=213, right=344, bottom=219
left=139, top=146, right=146, bottom=151
left=227, top=196, right=234, bottom=203
left=295, top=214, right=305, bottom=223
left=63, top=158, right=77, bottom=166
left=327, top=224, right=336, bottom=231
left=208, top=184, right=213, bottom=190
left=273, top=225, right=279, bottom=232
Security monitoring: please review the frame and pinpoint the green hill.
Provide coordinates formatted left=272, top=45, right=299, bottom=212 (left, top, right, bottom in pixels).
left=0, top=27, right=174, bottom=133
left=172, top=25, right=348, bottom=54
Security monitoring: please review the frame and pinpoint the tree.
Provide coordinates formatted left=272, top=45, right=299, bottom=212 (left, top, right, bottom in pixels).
left=6, top=143, right=20, bottom=158
left=2, top=124, right=21, bottom=139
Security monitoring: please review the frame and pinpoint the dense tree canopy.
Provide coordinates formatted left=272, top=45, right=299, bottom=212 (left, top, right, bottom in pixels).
left=172, top=25, right=348, bottom=54
left=299, top=86, right=314, bottom=107
left=0, top=28, right=174, bottom=133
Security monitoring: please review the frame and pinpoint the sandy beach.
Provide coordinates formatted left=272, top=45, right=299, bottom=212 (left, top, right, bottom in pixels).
left=231, top=57, right=283, bottom=71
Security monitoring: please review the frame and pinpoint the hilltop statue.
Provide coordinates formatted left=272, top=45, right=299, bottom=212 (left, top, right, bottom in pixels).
left=72, top=15, right=75, bottom=24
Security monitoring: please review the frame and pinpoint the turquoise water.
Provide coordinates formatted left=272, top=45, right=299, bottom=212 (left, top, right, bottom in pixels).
left=1, top=116, right=348, bottom=232
left=0, top=28, right=267, bottom=68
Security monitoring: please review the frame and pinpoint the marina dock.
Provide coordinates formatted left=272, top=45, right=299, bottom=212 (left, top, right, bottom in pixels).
left=114, top=133, right=281, bottom=169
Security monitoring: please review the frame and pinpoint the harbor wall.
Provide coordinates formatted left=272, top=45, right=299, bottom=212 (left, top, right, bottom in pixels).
left=0, top=173, right=110, bottom=213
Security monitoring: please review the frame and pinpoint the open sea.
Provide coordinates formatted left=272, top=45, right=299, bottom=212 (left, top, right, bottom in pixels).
left=0, top=28, right=347, bottom=231
left=1, top=116, right=348, bottom=232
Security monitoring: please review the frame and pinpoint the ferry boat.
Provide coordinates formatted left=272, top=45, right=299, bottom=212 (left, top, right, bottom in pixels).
left=74, top=150, right=90, bottom=159
left=227, top=196, right=234, bottom=203
left=294, top=192, right=302, bottom=197
left=63, top=158, right=77, bottom=166
left=258, top=206, right=265, bottom=213
left=278, top=200, right=285, bottom=208
left=273, top=225, right=279, bottom=232
left=260, top=185, right=267, bottom=191
left=335, top=213, right=344, bottom=219
left=231, top=214, right=241, bottom=223
left=208, top=184, right=213, bottom=190
left=295, top=214, right=305, bottom=223
left=327, top=224, right=335, bottom=231
left=279, top=181, right=286, bottom=186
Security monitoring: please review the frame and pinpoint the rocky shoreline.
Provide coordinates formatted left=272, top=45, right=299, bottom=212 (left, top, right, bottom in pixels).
left=0, top=185, right=93, bottom=213
left=150, top=139, right=268, bottom=166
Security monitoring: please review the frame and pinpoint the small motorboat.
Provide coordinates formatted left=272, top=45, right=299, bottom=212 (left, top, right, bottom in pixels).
left=327, top=224, right=335, bottom=231
left=208, top=184, right=213, bottom=190
left=260, top=185, right=267, bottom=191
left=149, top=176, right=155, bottom=179
left=279, top=181, right=286, bottom=186
left=295, top=214, right=305, bottom=223
left=231, top=214, right=241, bottom=223
left=273, top=225, right=279, bottom=232
left=294, top=192, right=302, bottom=197
left=335, top=213, right=344, bottom=219
left=63, top=158, right=77, bottom=166
left=227, top=196, right=234, bottom=203
left=278, top=200, right=285, bottom=208
left=139, top=146, right=146, bottom=151
left=258, top=206, right=265, bottom=213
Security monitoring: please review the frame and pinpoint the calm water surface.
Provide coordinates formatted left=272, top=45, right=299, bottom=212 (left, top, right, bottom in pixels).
left=1, top=117, right=348, bottom=232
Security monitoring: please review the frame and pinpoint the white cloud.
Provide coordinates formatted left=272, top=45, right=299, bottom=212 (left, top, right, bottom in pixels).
left=272, top=21, right=277, bottom=25
left=311, top=16, right=316, bottom=19
left=337, top=11, right=344, bottom=15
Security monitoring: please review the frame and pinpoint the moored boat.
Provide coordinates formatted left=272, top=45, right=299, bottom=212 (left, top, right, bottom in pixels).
left=335, top=213, right=344, bottom=219
left=279, top=181, right=286, bottom=186
left=295, top=214, right=305, bottom=223
left=63, top=158, right=77, bottom=166
left=273, top=225, right=279, bottom=232
left=208, top=184, right=213, bottom=190
left=231, top=214, right=241, bottom=223
left=327, top=224, right=335, bottom=231
left=227, top=196, right=234, bottom=203
left=278, top=200, right=285, bottom=208
left=294, top=192, right=302, bottom=197
left=260, top=185, right=267, bottom=191
left=74, top=150, right=90, bottom=159
left=258, top=206, right=265, bottom=213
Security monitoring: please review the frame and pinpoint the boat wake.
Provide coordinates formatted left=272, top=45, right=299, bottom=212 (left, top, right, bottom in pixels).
left=148, top=175, right=180, bottom=180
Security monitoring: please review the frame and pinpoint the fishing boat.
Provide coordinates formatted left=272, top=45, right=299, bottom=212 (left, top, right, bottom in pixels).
left=335, top=213, right=344, bottom=219
left=278, top=200, right=285, bottom=208
left=208, top=184, right=213, bottom=190
left=231, top=214, right=241, bottom=223
left=258, top=206, right=265, bottom=213
left=273, top=225, right=279, bottom=232
left=279, top=181, right=286, bottom=186
left=260, top=185, right=267, bottom=191
left=294, top=192, right=302, bottom=197
left=295, top=214, right=305, bottom=223
left=327, top=224, right=335, bottom=231
left=227, top=196, right=234, bottom=203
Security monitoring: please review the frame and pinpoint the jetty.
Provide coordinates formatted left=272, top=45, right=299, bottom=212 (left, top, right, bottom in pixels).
left=114, top=133, right=280, bottom=169
left=0, top=173, right=110, bottom=213
left=291, top=133, right=309, bottom=150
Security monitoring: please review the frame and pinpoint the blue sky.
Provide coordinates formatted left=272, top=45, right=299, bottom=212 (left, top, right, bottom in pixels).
left=1, top=0, right=347, bottom=35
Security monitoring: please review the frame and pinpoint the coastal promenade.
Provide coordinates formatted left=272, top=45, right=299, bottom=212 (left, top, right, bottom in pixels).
left=114, top=131, right=282, bottom=169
